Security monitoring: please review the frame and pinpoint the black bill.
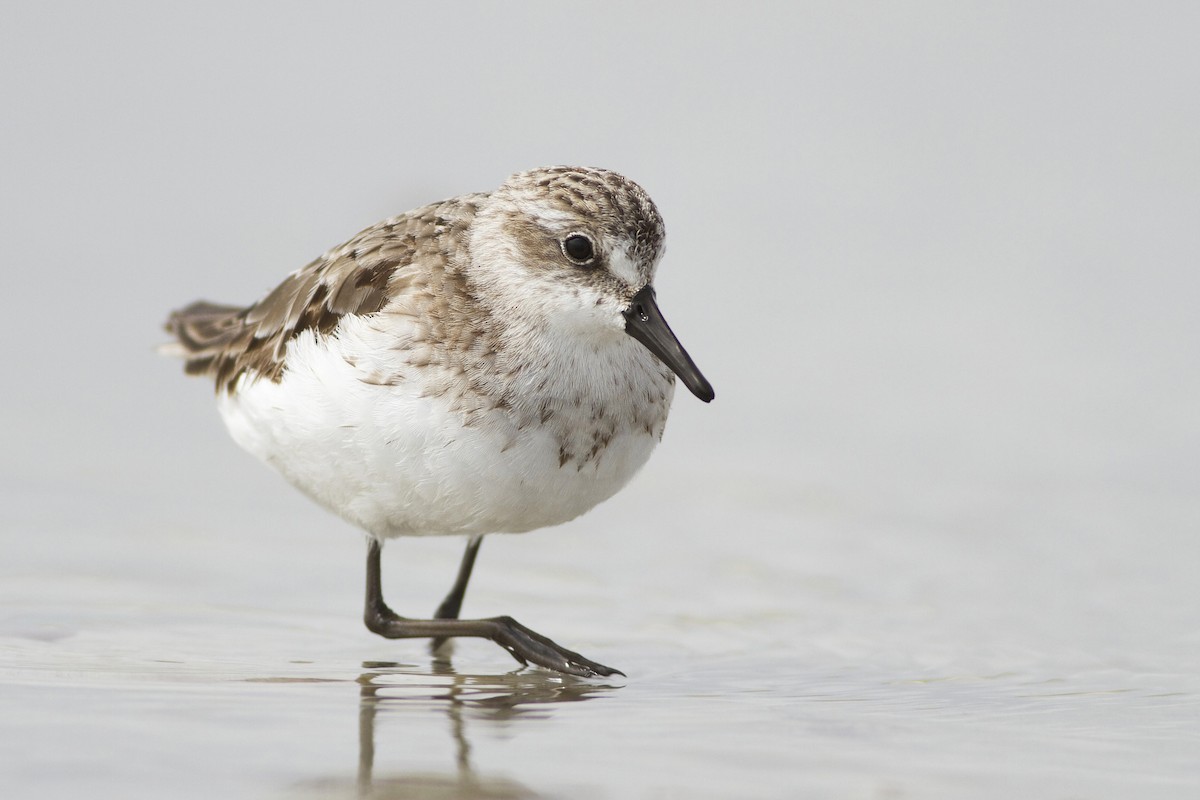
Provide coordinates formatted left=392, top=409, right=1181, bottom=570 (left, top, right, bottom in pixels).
left=622, top=285, right=715, bottom=403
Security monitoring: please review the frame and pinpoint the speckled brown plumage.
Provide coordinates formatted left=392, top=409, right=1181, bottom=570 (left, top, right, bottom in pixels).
left=164, top=195, right=484, bottom=394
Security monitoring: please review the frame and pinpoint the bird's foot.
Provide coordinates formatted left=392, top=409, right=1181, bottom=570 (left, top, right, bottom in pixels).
left=485, top=616, right=624, bottom=678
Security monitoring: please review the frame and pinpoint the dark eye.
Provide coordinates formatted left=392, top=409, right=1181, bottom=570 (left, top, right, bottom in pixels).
left=562, top=234, right=595, bottom=264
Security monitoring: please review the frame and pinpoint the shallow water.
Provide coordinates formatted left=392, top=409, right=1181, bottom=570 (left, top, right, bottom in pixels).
left=3, top=458, right=1198, bottom=799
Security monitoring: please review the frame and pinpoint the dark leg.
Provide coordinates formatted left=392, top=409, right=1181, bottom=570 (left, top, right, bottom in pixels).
left=363, top=538, right=623, bottom=678
left=431, top=535, right=484, bottom=653
left=435, top=535, right=484, bottom=621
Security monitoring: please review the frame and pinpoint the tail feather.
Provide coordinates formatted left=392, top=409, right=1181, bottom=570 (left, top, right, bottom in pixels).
left=166, top=299, right=244, bottom=344
left=162, top=300, right=249, bottom=385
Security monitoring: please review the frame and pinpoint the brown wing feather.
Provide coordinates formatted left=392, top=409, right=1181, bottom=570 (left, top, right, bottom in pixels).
left=163, top=196, right=478, bottom=393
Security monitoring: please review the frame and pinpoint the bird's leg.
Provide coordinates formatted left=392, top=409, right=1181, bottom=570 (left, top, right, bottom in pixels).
left=430, top=535, right=484, bottom=653
left=363, top=538, right=623, bottom=678
left=435, top=535, right=484, bottom=621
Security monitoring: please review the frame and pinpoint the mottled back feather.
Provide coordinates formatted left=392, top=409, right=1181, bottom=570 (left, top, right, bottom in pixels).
left=164, top=196, right=481, bottom=393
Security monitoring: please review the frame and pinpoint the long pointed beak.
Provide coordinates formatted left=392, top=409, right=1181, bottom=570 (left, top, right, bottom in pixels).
left=622, top=285, right=714, bottom=403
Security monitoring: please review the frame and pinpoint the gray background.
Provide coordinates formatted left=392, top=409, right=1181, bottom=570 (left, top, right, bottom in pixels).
left=2, top=3, right=1198, bottom=798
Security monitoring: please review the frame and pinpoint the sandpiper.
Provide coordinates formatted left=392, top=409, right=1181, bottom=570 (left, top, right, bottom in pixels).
left=164, top=166, right=713, bottom=677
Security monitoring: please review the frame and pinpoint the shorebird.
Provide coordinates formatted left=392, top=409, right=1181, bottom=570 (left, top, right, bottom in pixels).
left=164, top=166, right=713, bottom=676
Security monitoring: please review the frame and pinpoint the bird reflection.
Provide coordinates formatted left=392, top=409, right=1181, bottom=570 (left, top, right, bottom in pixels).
left=289, top=660, right=621, bottom=799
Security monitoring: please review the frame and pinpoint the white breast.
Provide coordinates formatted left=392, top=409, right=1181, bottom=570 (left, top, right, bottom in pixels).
left=216, top=316, right=673, bottom=538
